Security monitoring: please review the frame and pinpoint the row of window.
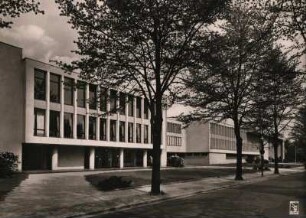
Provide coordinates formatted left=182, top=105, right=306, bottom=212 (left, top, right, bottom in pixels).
left=34, top=108, right=149, bottom=143
left=34, top=69, right=149, bottom=118
left=210, top=137, right=258, bottom=152
left=167, top=122, right=182, bottom=134
left=167, top=136, right=182, bottom=146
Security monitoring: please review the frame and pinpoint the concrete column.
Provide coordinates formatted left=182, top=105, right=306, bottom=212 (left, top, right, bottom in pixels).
left=52, top=146, right=58, bottom=170
left=120, top=148, right=124, bottom=169
left=73, top=79, right=77, bottom=139
left=60, top=75, right=64, bottom=138
left=160, top=149, right=167, bottom=167
left=143, top=150, right=147, bottom=168
left=141, top=97, right=144, bottom=143
left=46, top=71, right=50, bottom=137
left=116, top=93, right=120, bottom=142
left=85, top=83, right=89, bottom=140
left=125, top=95, right=128, bottom=142
left=106, top=89, right=110, bottom=141
left=89, top=147, right=95, bottom=170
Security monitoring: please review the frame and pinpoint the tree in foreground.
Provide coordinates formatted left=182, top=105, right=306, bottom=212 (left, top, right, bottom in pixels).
left=0, top=0, right=43, bottom=28
left=251, top=46, right=303, bottom=174
left=290, top=105, right=306, bottom=163
left=55, top=0, right=227, bottom=195
left=179, top=0, right=276, bottom=180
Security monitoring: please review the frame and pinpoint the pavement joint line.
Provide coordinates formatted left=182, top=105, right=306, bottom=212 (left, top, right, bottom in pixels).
left=69, top=170, right=305, bottom=218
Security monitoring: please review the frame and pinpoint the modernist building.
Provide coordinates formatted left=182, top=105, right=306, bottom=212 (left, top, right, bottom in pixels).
left=166, top=119, right=269, bottom=165
left=2, top=41, right=278, bottom=171
left=0, top=41, right=168, bottom=171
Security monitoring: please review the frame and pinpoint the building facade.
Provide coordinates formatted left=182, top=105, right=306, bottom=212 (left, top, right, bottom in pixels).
left=166, top=119, right=269, bottom=165
left=0, top=42, right=168, bottom=171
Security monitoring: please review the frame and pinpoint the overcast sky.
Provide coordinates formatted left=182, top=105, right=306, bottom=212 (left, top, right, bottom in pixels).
left=0, top=1, right=77, bottom=63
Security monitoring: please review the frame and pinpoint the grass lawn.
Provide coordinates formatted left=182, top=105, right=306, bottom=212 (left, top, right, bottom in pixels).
left=0, top=173, right=28, bottom=201
left=85, top=168, right=256, bottom=191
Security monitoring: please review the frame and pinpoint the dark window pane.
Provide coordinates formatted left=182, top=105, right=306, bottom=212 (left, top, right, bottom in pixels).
left=89, top=116, right=96, bottom=140
left=128, top=95, right=134, bottom=117
left=77, top=81, right=86, bottom=108
left=34, top=69, right=46, bottom=100
left=144, top=99, right=149, bottom=119
left=100, top=87, right=107, bottom=112
left=136, top=97, right=141, bottom=118
left=49, top=110, right=60, bottom=137
left=100, top=118, right=107, bottom=141
left=64, top=77, right=74, bottom=105
left=136, top=123, right=141, bottom=143
left=50, top=73, right=61, bottom=103
left=64, top=113, right=73, bottom=138
left=119, top=121, right=125, bottom=142
left=34, top=108, right=45, bottom=136
left=144, top=125, right=149, bottom=143
left=77, top=115, right=85, bottom=139
left=110, top=120, right=117, bottom=141
left=128, top=122, right=133, bottom=143
left=89, top=84, right=97, bottom=110
left=119, top=92, right=126, bottom=115
left=110, top=90, right=117, bottom=112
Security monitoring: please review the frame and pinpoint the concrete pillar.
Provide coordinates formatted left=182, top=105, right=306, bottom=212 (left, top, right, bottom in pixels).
left=106, top=89, right=110, bottom=141
left=120, top=148, right=124, bottom=169
left=60, top=75, right=64, bottom=138
left=143, top=150, right=147, bottom=168
left=89, top=147, right=95, bottom=170
left=52, top=146, right=58, bottom=170
left=125, top=95, right=129, bottom=142
left=160, top=149, right=167, bottom=167
left=85, top=83, right=89, bottom=140
left=73, top=79, right=77, bottom=139
left=46, top=71, right=50, bottom=137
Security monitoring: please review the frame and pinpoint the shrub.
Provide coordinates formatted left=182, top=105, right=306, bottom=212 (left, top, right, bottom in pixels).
left=96, top=176, right=132, bottom=191
left=245, top=155, right=255, bottom=164
left=0, top=152, right=18, bottom=178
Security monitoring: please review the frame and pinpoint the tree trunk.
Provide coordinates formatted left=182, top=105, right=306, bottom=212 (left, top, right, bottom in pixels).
left=150, top=98, right=163, bottom=195
left=234, top=118, right=243, bottom=180
left=273, top=140, right=279, bottom=174
left=260, top=140, right=264, bottom=177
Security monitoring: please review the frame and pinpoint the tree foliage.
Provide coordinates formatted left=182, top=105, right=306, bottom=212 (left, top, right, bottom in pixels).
left=55, top=0, right=228, bottom=194
left=179, top=0, right=276, bottom=180
left=0, top=0, right=43, bottom=28
left=250, top=46, right=303, bottom=173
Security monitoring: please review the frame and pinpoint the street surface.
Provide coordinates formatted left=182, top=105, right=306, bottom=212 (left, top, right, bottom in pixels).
left=97, top=172, right=306, bottom=218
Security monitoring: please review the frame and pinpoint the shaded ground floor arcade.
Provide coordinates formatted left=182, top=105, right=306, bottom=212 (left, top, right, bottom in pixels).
left=22, top=143, right=151, bottom=171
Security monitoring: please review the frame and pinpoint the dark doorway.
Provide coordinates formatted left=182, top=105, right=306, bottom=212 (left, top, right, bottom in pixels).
left=22, top=144, right=52, bottom=170
left=95, top=148, right=120, bottom=168
left=84, top=147, right=90, bottom=169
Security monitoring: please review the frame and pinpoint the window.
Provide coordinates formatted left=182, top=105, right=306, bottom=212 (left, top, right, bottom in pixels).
left=136, top=97, right=141, bottom=118
left=64, top=113, right=73, bottom=138
left=49, top=110, right=60, bottom=137
left=128, top=122, right=134, bottom=143
left=89, top=117, right=96, bottom=140
left=77, top=115, right=85, bottom=139
left=144, top=99, right=149, bottom=119
left=128, top=95, right=134, bottom=117
left=100, top=118, right=107, bottom=141
left=119, top=92, right=126, bottom=115
left=77, top=81, right=86, bottom=108
left=119, top=121, right=125, bottom=142
left=110, top=90, right=117, bottom=112
left=50, top=73, right=61, bottom=103
left=136, top=123, right=141, bottom=143
left=34, top=108, right=45, bottom=136
left=167, top=122, right=182, bottom=134
left=34, top=69, right=46, bottom=100
left=64, top=77, right=74, bottom=105
left=144, top=125, right=149, bottom=144
left=110, top=120, right=117, bottom=141
left=100, top=87, right=107, bottom=112
left=167, top=136, right=182, bottom=146
left=89, top=84, right=97, bottom=110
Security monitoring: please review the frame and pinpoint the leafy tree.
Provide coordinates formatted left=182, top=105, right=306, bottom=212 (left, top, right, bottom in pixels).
left=55, top=0, right=227, bottom=195
left=252, top=46, right=303, bottom=174
left=0, top=0, right=43, bottom=28
left=290, top=105, right=306, bottom=162
left=179, top=0, right=276, bottom=180
left=274, top=0, right=306, bottom=53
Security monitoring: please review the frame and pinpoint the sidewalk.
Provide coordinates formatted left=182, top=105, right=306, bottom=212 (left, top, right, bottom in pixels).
left=0, top=166, right=304, bottom=218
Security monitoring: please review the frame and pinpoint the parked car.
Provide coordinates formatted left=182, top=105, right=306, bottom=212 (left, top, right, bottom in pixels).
left=167, top=155, right=184, bottom=167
